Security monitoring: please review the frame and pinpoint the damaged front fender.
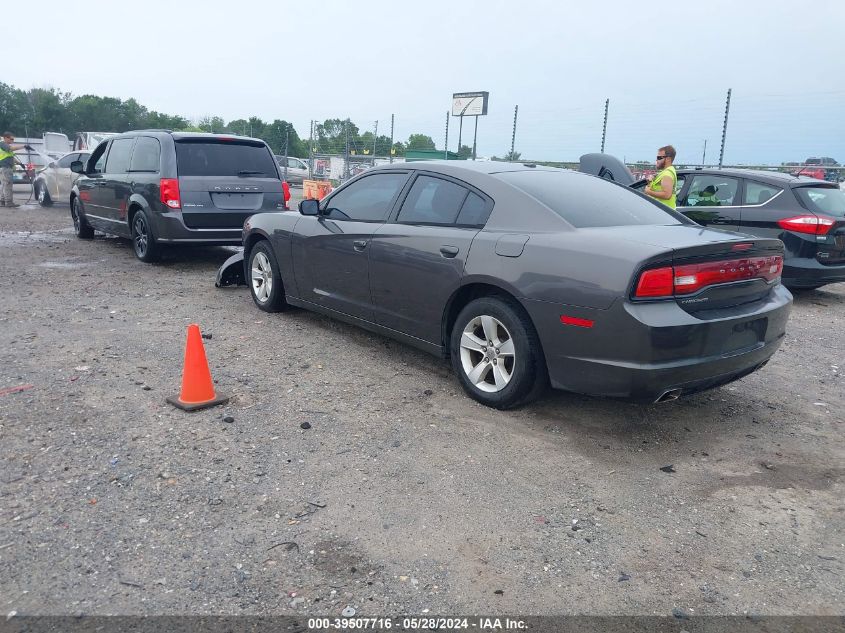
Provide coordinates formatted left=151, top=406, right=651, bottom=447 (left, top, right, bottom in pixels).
left=215, top=251, right=246, bottom=288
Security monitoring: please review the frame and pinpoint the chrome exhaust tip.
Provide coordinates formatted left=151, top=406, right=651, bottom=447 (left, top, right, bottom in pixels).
left=655, top=388, right=682, bottom=404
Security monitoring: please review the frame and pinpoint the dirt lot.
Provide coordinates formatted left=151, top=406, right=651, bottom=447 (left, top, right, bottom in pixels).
left=0, top=197, right=843, bottom=618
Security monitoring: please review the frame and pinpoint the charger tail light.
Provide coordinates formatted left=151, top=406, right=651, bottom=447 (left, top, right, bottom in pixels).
left=777, top=214, right=835, bottom=235
left=159, top=178, right=181, bottom=210
left=634, top=255, right=783, bottom=299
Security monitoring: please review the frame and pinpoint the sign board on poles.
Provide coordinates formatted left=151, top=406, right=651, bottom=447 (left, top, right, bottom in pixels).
left=452, top=92, right=489, bottom=117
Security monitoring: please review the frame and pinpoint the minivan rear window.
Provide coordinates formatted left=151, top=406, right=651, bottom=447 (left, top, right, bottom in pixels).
left=498, top=170, right=682, bottom=228
left=794, top=186, right=845, bottom=218
left=175, top=140, right=279, bottom=178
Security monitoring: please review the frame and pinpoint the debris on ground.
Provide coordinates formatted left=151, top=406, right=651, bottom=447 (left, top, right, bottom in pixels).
left=300, top=422, right=312, bottom=430
left=223, top=416, right=234, bottom=424
left=660, top=465, right=676, bottom=473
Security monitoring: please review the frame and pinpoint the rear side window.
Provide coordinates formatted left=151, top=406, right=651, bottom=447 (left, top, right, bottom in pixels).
left=104, top=138, right=135, bottom=174
left=498, top=171, right=681, bottom=228
left=794, top=186, right=845, bottom=218
left=398, top=176, right=468, bottom=225
left=129, top=137, right=161, bottom=172
left=743, top=180, right=782, bottom=205
left=456, top=191, right=491, bottom=226
left=56, top=153, right=79, bottom=169
left=175, top=140, right=279, bottom=178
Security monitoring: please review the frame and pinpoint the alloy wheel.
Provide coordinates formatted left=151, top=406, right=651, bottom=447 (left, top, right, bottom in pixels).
left=251, top=251, right=273, bottom=303
left=459, top=315, right=516, bottom=393
left=133, top=215, right=148, bottom=257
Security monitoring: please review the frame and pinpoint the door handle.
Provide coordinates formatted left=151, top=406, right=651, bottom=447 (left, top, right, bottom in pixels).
left=353, top=239, right=369, bottom=251
left=439, top=245, right=460, bottom=258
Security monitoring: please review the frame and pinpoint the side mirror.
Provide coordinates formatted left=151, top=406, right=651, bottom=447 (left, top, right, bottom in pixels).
left=48, top=162, right=56, bottom=169
left=70, top=160, right=85, bottom=174
left=299, top=199, right=320, bottom=216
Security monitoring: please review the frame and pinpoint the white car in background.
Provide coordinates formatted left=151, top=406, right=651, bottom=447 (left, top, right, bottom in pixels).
left=32, top=151, right=91, bottom=206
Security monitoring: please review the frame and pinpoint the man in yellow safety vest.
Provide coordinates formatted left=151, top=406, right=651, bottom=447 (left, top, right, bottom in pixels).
left=0, top=132, right=27, bottom=208
left=644, top=145, right=678, bottom=209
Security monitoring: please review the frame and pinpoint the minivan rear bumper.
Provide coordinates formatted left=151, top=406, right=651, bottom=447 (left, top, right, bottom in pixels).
left=153, top=211, right=244, bottom=245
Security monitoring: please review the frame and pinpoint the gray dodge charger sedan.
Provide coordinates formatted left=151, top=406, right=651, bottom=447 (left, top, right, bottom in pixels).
left=217, top=161, right=792, bottom=408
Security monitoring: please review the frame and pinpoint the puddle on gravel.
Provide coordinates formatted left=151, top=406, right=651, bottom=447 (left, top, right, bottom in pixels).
left=37, top=261, right=93, bottom=269
left=0, top=229, right=75, bottom=246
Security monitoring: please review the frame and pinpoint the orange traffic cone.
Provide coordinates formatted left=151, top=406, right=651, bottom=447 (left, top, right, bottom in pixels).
left=166, top=324, right=229, bottom=411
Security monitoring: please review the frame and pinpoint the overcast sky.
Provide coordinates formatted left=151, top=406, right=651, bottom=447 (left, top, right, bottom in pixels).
left=7, top=0, right=845, bottom=164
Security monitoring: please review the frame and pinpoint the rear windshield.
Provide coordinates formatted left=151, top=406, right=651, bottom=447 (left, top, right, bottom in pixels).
left=175, top=140, right=279, bottom=178
left=497, top=171, right=682, bottom=228
left=794, top=186, right=845, bottom=218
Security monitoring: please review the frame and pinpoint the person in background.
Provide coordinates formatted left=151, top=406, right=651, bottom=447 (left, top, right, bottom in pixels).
left=644, top=145, right=677, bottom=209
left=0, top=132, right=30, bottom=208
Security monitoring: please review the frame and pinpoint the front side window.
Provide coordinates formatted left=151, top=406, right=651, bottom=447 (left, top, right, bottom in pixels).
left=743, top=180, right=782, bottom=205
left=397, top=175, right=468, bottom=225
left=56, top=153, right=79, bottom=169
left=104, top=138, right=135, bottom=174
left=90, top=142, right=109, bottom=174
left=681, top=175, right=740, bottom=207
left=322, top=173, right=408, bottom=222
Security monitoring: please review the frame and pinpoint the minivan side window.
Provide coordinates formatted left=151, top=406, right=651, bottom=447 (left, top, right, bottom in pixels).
left=90, top=142, right=109, bottom=174
left=397, top=175, right=468, bottom=225
left=681, top=175, right=740, bottom=207
left=129, top=137, right=161, bottom=172
left=104, top=138, right=135, bottom=174
left=322, top=173, right=409, bottom=222
left=743, top=180, right=782, bottom=205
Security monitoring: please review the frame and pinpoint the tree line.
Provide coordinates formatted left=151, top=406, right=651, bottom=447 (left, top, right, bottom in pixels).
left=0, top=83, right=447, bottom=158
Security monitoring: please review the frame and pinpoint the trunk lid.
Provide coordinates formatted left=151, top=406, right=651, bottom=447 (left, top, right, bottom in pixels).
left=792, top=184, right=845, bottom=265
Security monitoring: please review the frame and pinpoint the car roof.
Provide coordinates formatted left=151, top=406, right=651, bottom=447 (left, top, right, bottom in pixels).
left=677, top=167, right=830, bottom=186
left=371, top=159, right=564, bottom=177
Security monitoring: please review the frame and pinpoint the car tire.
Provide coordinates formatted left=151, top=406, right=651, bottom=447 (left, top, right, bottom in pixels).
left=71, top=197, right=94, bottom=239
left=450, top=296, right=547, bottom=409
left=36, top=182, right=52, bottom=207
left=248, top=240, right=289, bottom=312
left=131, top=209, right=160, bottom=262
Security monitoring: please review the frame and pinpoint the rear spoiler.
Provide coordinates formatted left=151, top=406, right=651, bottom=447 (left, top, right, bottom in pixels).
left=579, top=153, right=645, bottom=187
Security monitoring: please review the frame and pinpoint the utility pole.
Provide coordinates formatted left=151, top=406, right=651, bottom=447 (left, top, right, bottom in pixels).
left=344, top=122, right=350, bottom=180
left=510, top=104, right=518, bottom=160
left=308, top=120, right=314, bottom=179
left=472, top=116, right=478, bottom=161
left=373, top=120, right=378, bottom=162
left=601, top=98, right=609, bottom=153
left=718, top=88, right=732, bottom=169
left=283, top=124, right=289, bottom=182
left=444, top=111, right=449, bottom=160
left=702, top=139, right=707, bottom=166
left=457, top=116, right=464, bottom=157
left=389, top=113, right=394, bottom=164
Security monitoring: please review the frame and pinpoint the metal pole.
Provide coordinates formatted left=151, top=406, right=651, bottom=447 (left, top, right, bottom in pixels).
left=457, top=116, right=463, bottom=157
left=472, top=115, right=478, bottom=161
left=718, top=88, right=731, bottom=169
left=308, top=120, right=314, bottom=179
left=283, top=125, right=289, bottom=182
left=344, top=122, right=350, bottom=180
left=389, top=113, right=394, bottom=164
left=601, top=98, right=609, bottom=153
left=444, top=111, right=449, bottom=160
left=702, top=139, right=707, bottom=166
left=510, top=104, right=518, bottom=160
left=373, top=120, right=378, bottom=162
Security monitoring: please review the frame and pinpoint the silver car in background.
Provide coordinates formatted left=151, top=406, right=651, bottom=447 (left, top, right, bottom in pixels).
left=274, top=155, right=309, bottom=185
left=32, top=151, right=91, bottom=206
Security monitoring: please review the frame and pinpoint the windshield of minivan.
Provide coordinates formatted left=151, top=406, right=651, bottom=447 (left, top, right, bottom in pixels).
left=175, top=140, right=279, bottom=178
left=794, top=186, right=845, bottom=218
left=498, top=170, right=683, bottom=228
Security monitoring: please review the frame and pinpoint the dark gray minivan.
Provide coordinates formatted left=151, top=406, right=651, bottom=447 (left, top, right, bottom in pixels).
left=69, top=131, right=286, bottom=261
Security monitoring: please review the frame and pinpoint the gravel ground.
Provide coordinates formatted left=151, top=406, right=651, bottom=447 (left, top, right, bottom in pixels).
left=0, top=196, right=843, bottom=618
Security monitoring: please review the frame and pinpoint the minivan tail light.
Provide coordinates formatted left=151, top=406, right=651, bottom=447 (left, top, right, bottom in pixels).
left=160, top=178, right=181, bottom=210
left=634, top=256, right=783, bottom=299
left=777, top=214, right=835, bottom=235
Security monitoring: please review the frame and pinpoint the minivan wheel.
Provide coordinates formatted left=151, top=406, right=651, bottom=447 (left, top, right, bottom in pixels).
left=450, top=296, right=547, bottom=409
left=71, top=198, right=94, bottom=239
left=37, top=183, right=52, bottom=207
left=249, top=240, right=288, bottom=312
left=131, top=209, right=160, bottom=262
